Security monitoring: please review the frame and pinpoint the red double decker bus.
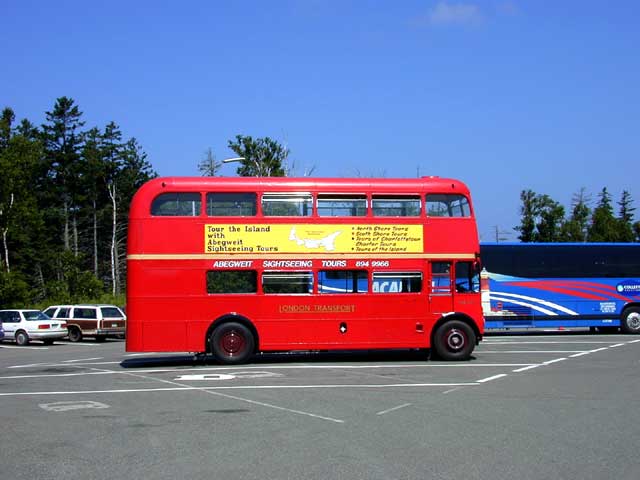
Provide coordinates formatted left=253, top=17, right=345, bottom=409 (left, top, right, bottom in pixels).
left=126, top=177, right=484, bottom=363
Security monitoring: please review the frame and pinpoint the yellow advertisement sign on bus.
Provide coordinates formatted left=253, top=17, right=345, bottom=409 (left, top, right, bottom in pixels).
left=204, top=224, right=423, bottom=254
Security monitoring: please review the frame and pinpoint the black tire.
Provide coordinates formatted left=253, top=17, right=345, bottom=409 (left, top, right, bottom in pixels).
left=432, top=319, right=475, bottom=361
left=621, top=307, right=640, bottom=334
left=68, top=326, right=83, bottom=342
left=42, top=339, right=55, bottom=345
left=210, top=322, right=255, bottom=365
left=15, top=331, right=29, bottom=346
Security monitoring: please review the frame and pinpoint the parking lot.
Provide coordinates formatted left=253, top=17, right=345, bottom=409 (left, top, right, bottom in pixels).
left=1, top=332, right=639, bottom=480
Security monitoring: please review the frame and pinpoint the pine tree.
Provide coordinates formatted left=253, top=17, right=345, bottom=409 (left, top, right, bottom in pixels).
left=515, top=190, right=537, bottom=242
left=588, top=188, right=618, bottom=242
left=617, top=190, right=635, bottom=242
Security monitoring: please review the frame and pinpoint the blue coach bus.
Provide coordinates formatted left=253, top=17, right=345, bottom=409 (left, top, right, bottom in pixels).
left=480, top=243, right=640, bottom=333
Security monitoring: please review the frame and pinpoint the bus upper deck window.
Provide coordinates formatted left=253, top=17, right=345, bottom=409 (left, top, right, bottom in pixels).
left=372, top=196, right=421, bottom=217
left=426, top=194, right=471, bottom=217
left=262, top=193, right=312, bottom=216
left=317, top=194, right=367, bottom=217
left=207, top=193, right=256, bottom=216
left=151, top=192, right=202, bottom=216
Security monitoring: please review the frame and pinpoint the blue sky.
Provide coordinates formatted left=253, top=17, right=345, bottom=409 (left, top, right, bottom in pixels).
left=2, top=0, right=639, bottom=241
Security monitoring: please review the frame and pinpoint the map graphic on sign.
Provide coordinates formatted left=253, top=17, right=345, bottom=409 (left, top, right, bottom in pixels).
left=288, top=227, right=342, bottom=251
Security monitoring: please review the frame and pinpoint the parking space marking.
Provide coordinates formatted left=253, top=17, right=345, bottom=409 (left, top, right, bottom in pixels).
left=113, top=369, right=346, bottom=424
left=477, top=374, right=508, bottom=383
left=569, top=351, right=591, bottom=358
left=481, top=350, right=584, bottom=354
left=0, top=381, right=483, bottom=398
left=63, top=357, right=104, bottom=363
left=376, top=403, right=412, bottom=416
left=542, top=358, right=567, bottom=365
left=512, top=364, right=541, bottom=372
left=0, top=371, right=115, bottom=380
left=39, top=400, right=109, bottom=412
left=0, top=345, right=49, bottom=350
left=482, top=340, right=621, bottom=344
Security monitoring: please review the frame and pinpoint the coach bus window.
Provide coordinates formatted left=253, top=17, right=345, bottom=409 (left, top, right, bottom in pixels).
left=206, top=271, right=257, bottom=294
left=431, top=262, right=451, bottom=293
left=373, top=272, right=422, bottom=293
left=426, top=194, right=471, bottom=217
left=206, top=193, right=256, bottom=216
left=151, top=192, right=202, bottom=216
left=262, top=193, right=312, bottom=216
left=262, top=271, right=313, bottom=294
left=317, top=194, right=367, bottom=217
left=318, top=270, right=368, bottom=293
left=372, top=196, right=421, bottom=217
left=454, top=262, right=480, bottom=293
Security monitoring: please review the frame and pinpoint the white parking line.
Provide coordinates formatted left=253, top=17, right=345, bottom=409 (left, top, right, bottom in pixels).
left=481, top=350, right=584, bottom=354
left=0, top=382, right=482, bottom=397
left=542, top=358, right=567, bottom=365
left=63, top=357, right=104, bottom=363
left=512, top=365, right=541, bottom=373
left=376, top=403, right=412, bottom=415
left=477, top=374, right=508, bottom=383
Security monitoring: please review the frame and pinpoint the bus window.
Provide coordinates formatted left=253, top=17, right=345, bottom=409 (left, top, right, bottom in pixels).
left=206, top=193, right=256, bottom=216
left=454, top=262, right=480, bottom=293
left=262, top=271, right=313, bottom=294
left=207, top=271, right=257, bottom=294
left=431, top=262, right=451, bottom=293
left=317, top=194, right=367, bottom=217
left=372, top=196, right=421, bottom=217
left=318, top=270, right=368, bottom=293
left=426, top=194, right=471, bottom=217
left=262, top=193, right=312, bottom=216
left=151, top=193, right=202, bottom=216
left=373, top=272, right=422, bottom=293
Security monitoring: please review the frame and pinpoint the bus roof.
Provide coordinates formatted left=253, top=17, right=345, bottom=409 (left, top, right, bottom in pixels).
left=138, top=176, right=470, bottom=192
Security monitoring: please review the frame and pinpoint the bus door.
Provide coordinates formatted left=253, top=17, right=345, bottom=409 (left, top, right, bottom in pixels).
left=452, top=261, right=481, bottom=314
left=429, top=261, right=454, bottom=314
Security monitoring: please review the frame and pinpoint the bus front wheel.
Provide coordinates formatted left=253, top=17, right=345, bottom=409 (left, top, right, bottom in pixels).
left=432, top=320, right=475, bottom=361
left=210, top=322, right=255, bottom=365
left=621, top=307, right=640, bottom=334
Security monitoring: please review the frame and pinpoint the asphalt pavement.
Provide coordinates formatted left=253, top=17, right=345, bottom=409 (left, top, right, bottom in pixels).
left=1, top=332, right=638, bottom=480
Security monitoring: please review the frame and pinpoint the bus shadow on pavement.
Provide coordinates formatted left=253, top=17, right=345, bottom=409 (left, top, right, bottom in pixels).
left=120, top=349, right=478, bottom=368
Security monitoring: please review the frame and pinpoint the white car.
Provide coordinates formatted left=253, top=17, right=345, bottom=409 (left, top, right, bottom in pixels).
left=0, top=309, right=67, bottom=346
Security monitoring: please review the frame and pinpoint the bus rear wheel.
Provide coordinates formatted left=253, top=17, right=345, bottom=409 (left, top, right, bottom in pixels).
left=210, top=322, right=255, bottom=365
left=621, top=307, right=640, bottom=334
left=432, top=319, right=475, bottom=361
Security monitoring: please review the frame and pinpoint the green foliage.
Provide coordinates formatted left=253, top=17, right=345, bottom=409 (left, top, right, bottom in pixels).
left=516, top=187, right=637, bottom=243
left=515, top=190, right=565, bottom=242
left=227, top=135, right=287, bottom=177
left=0, top=97, right=157, bottom=308
left=0, top=271, right=32, bottom=307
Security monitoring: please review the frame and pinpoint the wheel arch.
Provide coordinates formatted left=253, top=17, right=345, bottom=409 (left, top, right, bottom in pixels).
left=430, top=312, right=481, bottom=347
left=205, top=314, right=259, bottom=354
left=622, top=302, right=640, bottom=314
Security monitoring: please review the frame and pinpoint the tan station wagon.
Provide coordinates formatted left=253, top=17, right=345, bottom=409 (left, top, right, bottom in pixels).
left=43, top=304, right=126, bottom=342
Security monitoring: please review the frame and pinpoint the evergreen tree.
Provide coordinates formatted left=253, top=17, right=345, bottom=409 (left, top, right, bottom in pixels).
left=41, top=97, right=86, bottom=253
left=588, top=188, right=618, bottom=242
left=617, top=190, right=635, bottom=242
left=515, top=190, right=537, bottom=242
